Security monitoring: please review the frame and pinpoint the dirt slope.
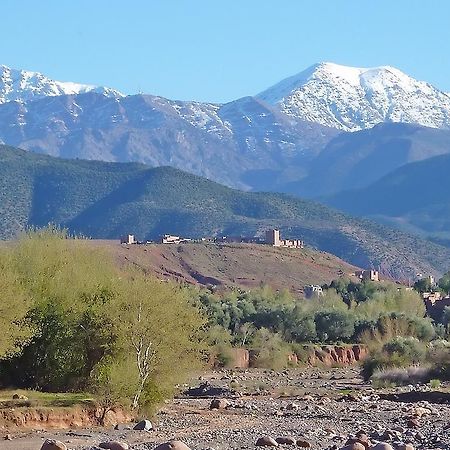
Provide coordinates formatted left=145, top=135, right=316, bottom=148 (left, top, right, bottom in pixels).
left=95, top=241, right=358, bottom=292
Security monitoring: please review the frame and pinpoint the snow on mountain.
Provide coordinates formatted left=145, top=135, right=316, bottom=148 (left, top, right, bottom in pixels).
left=257, top=62, right=450, bottom=131
left=0, top=65, right=123, bottom=104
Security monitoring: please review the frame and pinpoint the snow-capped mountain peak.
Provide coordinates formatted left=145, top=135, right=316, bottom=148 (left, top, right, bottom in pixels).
left=0, top=65, right=123, bottom=104
left=257, top=62, right=450, bottom=131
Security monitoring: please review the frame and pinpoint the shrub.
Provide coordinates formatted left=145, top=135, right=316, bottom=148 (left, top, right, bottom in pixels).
left=251, top=328, right=292, bottom=370
left=361, top=336, right=427, bottom=381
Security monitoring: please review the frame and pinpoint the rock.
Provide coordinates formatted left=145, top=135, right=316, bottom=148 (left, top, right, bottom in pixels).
left=113, top=424, right=131, bottom=431
left=210, top=398, right=230, bottom=410
left=99, top=443, right=129, bottom=450
left=276, top=437, right=297, bottom=445
left=296, top=440, right=312, bottom=448
left=371, top=444, right=394, bottom=450
left=286, top=402, right=300, bottom=411
left=339, top=443, right=365, bottom=450
left=12, top=393, right=28, bottom=400
left=133, top=419, right=153, bottom=431
left=409, top=406, right=431, bottom=417
left=396, top=445, right=414, bottom=450
left=40, top=440, right=67, bottom=450
left=256, top=436, right=279, bottom=447
left=4, top=434, right=12, bottom=440
left=406, top=418, right=420, bottom=429
left=346, top=434, right=370, bottom=450
left=153, top=441, right=192, bottom=450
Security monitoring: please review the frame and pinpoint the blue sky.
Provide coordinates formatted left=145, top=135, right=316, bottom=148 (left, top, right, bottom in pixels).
left=3, top=0, right=449, bottom=102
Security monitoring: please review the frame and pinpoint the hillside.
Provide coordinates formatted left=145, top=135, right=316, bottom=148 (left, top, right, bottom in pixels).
left=1, top=62, right=450, bottom=198
left=283, top=123, right=450, bottom=198
left=2, top=145, right=450, bottom=278
left=96, top=241, right=357, bottom=292
left=0, top=91, right=336, bottom=191
left=326, top=153, right=450, bottom=243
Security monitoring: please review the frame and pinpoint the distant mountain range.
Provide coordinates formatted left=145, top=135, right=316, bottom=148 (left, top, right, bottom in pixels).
left=1, top=62, right=450, bottom=247
left=326, top=153, right=450, bottom=244
left=1, top=144, right=450, bottom=280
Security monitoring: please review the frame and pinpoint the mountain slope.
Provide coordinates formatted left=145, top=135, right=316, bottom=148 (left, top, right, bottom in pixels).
left=1, top=62, right=450, bottom=195
left=283, top=123, right=450, bottom=198
left=257, top=62, right=450, bottom=131
left=0, top=92, right=337, bottom=190
left=1, top=144, right=450, bottom=279
left=0, top=65, right=122, bottom=104
left=326, top=153, right=450, bottom=242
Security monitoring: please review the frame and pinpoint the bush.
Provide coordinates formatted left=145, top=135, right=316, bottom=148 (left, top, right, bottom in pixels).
left=361, top=336, right=427, bottom=380
left=251, top=328, right=292, bottom=370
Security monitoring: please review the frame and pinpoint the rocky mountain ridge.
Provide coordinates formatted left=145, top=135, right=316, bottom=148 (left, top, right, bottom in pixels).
left=258, top=62, right=450, bottom=131
left=0, top=64, right=122, bottom=104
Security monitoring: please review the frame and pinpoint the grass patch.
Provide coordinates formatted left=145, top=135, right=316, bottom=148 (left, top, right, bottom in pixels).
left=0, top=389, right=95, bottom=409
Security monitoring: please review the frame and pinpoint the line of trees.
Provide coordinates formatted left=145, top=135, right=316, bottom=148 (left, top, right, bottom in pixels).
left=1, top=227, right=449, bottom=406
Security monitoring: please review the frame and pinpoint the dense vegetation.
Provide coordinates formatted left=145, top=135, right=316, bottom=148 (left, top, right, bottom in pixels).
left=1, top=228, right=449, bottom=409
left=0, top=228, right=205, bottom=413
left=199, top=278, right=448, bottom=370
left=1, top=145, right=450, bottom=279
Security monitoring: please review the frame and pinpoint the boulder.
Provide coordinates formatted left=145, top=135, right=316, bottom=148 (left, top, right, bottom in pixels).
left=276, top=437, right=296, bottom=445
left=340, top=443, right=365, bottom=450
left=133, top=419, right=153, bottom=431
left=153, top=441, right=191, bottom=450
left=99, top=442, right=129, bottom=450
left=12, top=393, right=28, bottom=400
left=371, top=444, right=394, bottom=450
left=210, top=398, right=230, bottom=410
left=286, top=402, right=300, bottom=411
left=256, top=436, right=279, bottom=447
left=296, top=440, right=312, bottom=448
left=347, top=432, right=370, bottom=450
left=40, top=440, right=67, bottom=450
left=406, top=418, right=420, bottom=429
left=409, top=406, right=431, bottom=417
left=396, top=445, right=414, bottom=450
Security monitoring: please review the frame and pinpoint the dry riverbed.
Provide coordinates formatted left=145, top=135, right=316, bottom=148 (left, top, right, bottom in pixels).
left=1, top=368, right=449, bottom=450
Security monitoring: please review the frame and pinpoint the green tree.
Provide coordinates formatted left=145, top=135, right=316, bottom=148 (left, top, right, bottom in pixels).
left=314, top=310, right=355, bottom=342
left=439, top=271, right=450, bottom=295
left=414, top=277, right=433, bottom=294
left=0, top=252, right=30, bottom=357
left=110, top=273, right=205, bottom=410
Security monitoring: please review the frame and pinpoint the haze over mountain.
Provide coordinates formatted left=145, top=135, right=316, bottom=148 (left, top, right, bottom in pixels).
left=285, top=123, right=450, bottom=198
left=326, top=153, right=450, bottom=243
left=1, top=144, right=450, bottom=280
left=258, top=62, right=450, bottom=131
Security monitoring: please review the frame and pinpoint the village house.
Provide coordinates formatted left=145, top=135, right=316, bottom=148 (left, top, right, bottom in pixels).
left=304, top=284, right=323, bottom=299
left=161, top=234, right=191, bottom=244
left=265, top=229, right=304, bottom=249
left=355, top=269, right=379, bottom=282
left=120, top=234, right=137, bottom=245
